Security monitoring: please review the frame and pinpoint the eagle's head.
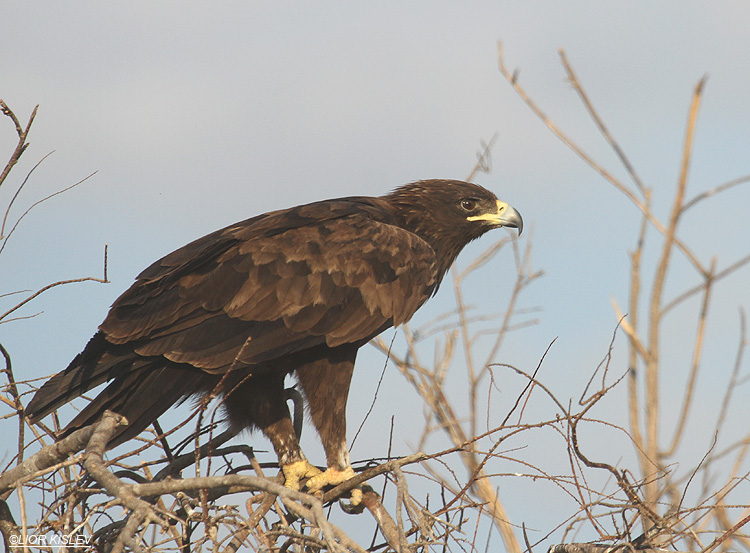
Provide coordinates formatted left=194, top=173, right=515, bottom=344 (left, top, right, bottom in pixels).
left=384, top=179, right=522, bottom=283
left=388, top=178, right=521, bottom=245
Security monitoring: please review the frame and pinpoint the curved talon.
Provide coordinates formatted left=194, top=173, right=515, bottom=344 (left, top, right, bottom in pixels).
left=306, top=466, right=363, bottom=505
left=282, top=460, right=323, bottom=491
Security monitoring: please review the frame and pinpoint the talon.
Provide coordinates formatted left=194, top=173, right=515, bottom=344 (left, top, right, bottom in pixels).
left=349, top=487, right=363, bottom=505
left=306, top=466, right=355, bottom=493
left=282, top=460, right=323, bottom=491
left=306, top=466, right=363, bottom=505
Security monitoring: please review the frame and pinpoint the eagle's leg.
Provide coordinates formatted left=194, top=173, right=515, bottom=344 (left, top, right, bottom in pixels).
left=223, top=371, right=321, bottom=490
left=261, top=417, right=322, bottom=490
left=295, top=348, right=362, bottom=504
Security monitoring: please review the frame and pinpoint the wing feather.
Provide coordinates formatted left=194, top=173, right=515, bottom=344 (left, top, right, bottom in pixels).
left=99, top=200, right=438, bottom=372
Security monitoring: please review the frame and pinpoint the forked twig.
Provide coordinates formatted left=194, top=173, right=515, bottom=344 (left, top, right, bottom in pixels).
left=0, top=100, right=38, bottom=193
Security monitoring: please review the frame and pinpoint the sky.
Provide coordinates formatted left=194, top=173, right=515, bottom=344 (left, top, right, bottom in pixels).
left=2, top=1, right=750, bottom=548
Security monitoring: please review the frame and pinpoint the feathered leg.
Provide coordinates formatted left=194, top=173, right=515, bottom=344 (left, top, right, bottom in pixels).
left=294, top=346, right=361, bottom=502
left=222, top=369, right=321, bottom=489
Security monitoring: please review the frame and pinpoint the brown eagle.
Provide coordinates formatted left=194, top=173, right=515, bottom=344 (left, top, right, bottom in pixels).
left=27, top=180, right=521, bottom=496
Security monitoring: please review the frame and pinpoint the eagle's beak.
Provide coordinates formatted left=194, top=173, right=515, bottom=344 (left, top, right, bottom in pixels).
left=468, top=200, right=524, bottom=236
left=497, top=203, right=523, bottom=236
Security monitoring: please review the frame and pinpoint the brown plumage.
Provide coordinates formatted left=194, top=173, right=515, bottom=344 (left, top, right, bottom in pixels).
left=26, top=179, right=522, bottom=495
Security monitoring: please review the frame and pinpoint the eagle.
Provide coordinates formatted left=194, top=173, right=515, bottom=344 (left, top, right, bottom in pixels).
left=27, top=179, right=522, bottom=497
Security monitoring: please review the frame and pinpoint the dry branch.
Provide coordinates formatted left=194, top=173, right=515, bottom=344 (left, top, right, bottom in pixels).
left=0, top=100, right=37, bottom=196
left=0, top=422, right=95, bottom=496
left=496, top=42, right=750, bottom=553
left=4, top=48, right=750, bottom=553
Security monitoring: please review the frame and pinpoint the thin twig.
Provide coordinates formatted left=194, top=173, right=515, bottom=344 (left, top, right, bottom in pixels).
left=0, top=171, right=98, bottom=255
left=0, top=101, right=38, bottom=193
left=0, top=245, right=109, bottom=323
left=559, top=50, right=647, bottom=196
left=682, top=174, right=750, bottom=213
left=664, top=258, right=715, bottom=457
left=497, top=43, right=707, bottom=276
left=1, top=151, right=54, bottom=241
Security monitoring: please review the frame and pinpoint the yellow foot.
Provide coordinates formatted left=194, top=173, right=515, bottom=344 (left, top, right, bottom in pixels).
left=282, top=460, right=323, bottom=491
left=306, top=466, right=363, bottom=505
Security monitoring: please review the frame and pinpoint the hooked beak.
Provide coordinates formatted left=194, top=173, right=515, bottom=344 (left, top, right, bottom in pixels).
left=467, top=200, right=523, bottom=236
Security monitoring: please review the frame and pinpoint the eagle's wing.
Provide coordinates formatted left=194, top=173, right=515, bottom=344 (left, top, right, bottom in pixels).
left=100, top=199, right=438, bottom=373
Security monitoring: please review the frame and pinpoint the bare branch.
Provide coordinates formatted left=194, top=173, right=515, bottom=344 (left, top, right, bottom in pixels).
left=682, top=174, right=750, bottom=213
left=0, top=170, right=98, bottom=254
left=0, top=244, right=109, bottom=323
left=558, top=50, right=647, bottom=196
left=0, top=100, right=38, bottom=193
left=497, top=43, right=707, bottom=276
left=664, top=258, right=715, bottom=457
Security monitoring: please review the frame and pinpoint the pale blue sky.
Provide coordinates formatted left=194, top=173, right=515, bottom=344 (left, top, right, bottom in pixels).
left=2, top=1, right=749, bottom=546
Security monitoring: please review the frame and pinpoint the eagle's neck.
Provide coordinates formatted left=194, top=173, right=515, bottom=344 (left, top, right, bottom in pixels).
left=385, top=199, right=482, bottom=286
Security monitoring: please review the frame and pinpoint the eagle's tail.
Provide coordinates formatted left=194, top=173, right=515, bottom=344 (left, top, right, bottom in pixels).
left=26, top=331, right=210, bottom=448
left=27, top=332, right=127, bottom=420
left=61, top=363, right=209, bottom=447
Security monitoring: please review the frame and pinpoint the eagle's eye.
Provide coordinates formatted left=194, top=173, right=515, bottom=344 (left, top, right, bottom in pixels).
left=460, top=198, right=478, bottom=212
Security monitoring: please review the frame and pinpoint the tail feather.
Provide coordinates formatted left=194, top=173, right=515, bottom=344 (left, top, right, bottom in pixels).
left=60, top=363, right=211, bottom=447
left=26, top=332, right=131, bottom=421
left=27, top=331, right=217, bottom=448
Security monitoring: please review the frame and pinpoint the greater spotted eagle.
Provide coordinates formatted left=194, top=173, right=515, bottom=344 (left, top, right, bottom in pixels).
left=27, top=180, right=522, bottom=496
